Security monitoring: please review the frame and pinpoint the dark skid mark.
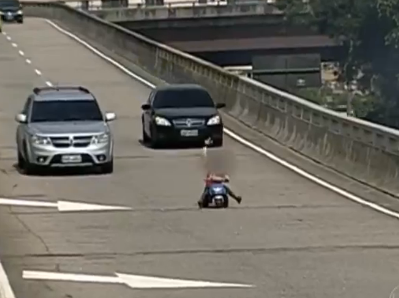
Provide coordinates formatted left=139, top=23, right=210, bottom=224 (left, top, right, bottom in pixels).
left=4, top=243, right=399, bottom=260
left=9, top=194, right=47, bottom=198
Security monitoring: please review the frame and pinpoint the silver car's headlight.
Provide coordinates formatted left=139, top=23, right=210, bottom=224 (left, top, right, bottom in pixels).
left=154, top=116, right=171, bottom=126
left=207, top=115, right=221, bottom=125
left=91, top=133, right=109, bottom=144
left=31, top=135, right=51, bottom=145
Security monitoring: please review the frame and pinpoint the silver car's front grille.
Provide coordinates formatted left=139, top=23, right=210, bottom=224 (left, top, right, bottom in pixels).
left=50, top=136, right=92, bottom=148
left=172, top=118, right=205, bottom=128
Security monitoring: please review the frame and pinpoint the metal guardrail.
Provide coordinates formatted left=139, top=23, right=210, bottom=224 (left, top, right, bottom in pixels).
left=21, top=1, right=399, bottom=197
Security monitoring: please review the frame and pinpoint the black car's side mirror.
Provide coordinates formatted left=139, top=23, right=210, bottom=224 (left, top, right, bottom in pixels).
left=141, top=103, right=151, bottom=111
left=216, top=103, right=226, bottom=109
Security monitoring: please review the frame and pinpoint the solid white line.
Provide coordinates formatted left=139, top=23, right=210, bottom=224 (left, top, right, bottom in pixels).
left=26, top=59, right=31, bottom=64
left=45, top=81, right=53, bottom=86
left=34, top=69, right=42, bottom=76
left=0, top=262, right=15, bottom=298
left=22, top=270, right=253, bottom=289
left=18, top=50, right=24, bottom=56
left=11, top=43, right=17, bottom=48
left=0, top=198, right=57, bottom=209
left=45, top=20, right=399, bottom=220
left=23, top=271, right=122, bottom=284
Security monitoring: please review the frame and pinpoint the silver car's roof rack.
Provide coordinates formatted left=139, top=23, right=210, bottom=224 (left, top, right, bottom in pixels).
left=33, top=86, right=90, bottom=94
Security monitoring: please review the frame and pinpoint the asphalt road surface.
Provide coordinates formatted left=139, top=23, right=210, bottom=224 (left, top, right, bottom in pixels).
left=1, top=18, right=399, bottom=298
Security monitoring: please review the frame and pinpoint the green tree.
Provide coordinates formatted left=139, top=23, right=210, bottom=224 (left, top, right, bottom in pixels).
left=276, top=0, right=399, bottom=128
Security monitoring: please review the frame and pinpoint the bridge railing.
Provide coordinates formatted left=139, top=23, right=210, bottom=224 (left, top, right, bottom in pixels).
left=56, top=0, right=237, bottom=10
left=22, top=1, right=399, bottom=196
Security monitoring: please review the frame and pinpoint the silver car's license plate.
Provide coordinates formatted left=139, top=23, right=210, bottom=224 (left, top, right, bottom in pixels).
left=61, top=155, right=82, bottom=163
left=180, top=129, right=198, bottom=137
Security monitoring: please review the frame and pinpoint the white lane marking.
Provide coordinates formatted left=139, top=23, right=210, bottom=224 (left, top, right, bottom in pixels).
left=45, top=20, right=399, bottom=220
left=23, top=270, right=253, bottom=289
left=0, top=198, right=131, bottom=212
left=26, top=59, right=31, bottom=64
left=6, top=36, right=11, bottom=40
left=45, top=81, right=53, bottom=86
left=18, top=50, right=24, bottom=56
left=11, top=43, right=17, bottom=48
left=34, top=69, right=42, bottom=76
left=390, top=284, right=399, bottom=298
left=0, top=262, right=15, bottom=298
left=1, top=31, right=6, bottom=35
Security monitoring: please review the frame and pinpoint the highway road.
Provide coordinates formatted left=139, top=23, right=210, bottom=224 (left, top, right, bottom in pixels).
left=1, top=18, right=399, bottom=298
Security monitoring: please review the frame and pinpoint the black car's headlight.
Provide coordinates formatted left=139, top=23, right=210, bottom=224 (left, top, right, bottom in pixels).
left=154, top=116, right=171, bottom=126
left=207, top=115, right=221, bottom=125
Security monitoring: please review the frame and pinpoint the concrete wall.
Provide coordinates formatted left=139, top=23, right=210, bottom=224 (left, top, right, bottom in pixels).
left=22, top=2, right=399, bottom=198
left=90, top=2, right=281, bottom=22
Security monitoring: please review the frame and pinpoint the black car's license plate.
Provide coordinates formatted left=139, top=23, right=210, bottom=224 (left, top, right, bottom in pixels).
left=180, top=129, right=198, bottom=137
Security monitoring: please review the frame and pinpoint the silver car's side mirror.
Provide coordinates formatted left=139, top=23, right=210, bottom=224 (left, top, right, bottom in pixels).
left=15, top=113, right=27, bottom=123
left=105, top=112, right=116, bottom=122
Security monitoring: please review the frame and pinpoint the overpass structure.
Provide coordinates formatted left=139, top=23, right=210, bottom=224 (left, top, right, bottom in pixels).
left=84, top=1, right=342, bottom=64
left=0, top=2, right=399, bottom=298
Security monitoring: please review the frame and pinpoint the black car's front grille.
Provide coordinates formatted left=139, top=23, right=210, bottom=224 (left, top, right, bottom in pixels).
left=172, top=118, right=205, bottom=128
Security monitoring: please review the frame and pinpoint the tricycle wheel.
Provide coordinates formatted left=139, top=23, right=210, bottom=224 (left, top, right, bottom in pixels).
left=202, top=196, right=209, bottom=208
left=223, top=197, right=229, bottom=208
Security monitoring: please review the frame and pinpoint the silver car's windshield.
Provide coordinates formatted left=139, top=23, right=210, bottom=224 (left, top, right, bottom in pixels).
left=30, top=100, right=104, bottom=122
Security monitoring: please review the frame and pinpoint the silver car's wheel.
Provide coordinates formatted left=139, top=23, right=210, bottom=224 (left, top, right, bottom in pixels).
left=17, top=150, right=24, bottom=169
left=100, top=159, right=114, bottom=174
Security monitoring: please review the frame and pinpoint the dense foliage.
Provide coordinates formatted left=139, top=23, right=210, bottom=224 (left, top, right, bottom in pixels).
left=276, top=0, right=399, bottom=128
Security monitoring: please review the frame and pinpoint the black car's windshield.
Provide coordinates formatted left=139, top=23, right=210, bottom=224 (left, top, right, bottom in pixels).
left=0, top=0, right=20, bottom=9
left=153, top=89, right=215, bottom=109
left=30, top=100, right=103, bottom=123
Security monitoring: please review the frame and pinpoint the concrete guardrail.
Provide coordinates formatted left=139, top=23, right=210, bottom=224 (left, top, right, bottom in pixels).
left=60, top=0, right=231, bottom=11
left=22, top=1, right=399, bottom=197
left=88, top=2, right=281, bottom=23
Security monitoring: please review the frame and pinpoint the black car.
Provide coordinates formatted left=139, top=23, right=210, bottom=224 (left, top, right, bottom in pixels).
left=0, top=0, right=23, bottom=23
left=141, top=84, right=225, bottom=148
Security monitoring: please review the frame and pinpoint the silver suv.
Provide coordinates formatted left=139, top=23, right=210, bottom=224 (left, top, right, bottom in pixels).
left=15, top=86, right=116, bottom=175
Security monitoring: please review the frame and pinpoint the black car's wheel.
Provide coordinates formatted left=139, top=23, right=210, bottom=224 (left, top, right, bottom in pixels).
left=212, top=138, right=223, bottom=147
left=100, top=160, right=114, bottom=174
left=142, top=123, right=150, bottom=143
left=17, top=18, right=23, bottom=24
left=150, top=125, right=161, bottom=148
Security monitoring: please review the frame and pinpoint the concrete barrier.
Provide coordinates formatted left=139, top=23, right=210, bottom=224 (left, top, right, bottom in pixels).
left=60, top=0, right=229, bottom=11
left=89, top=2, right=280, bottom=23
left=22, top=1, right=399, bottom=197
